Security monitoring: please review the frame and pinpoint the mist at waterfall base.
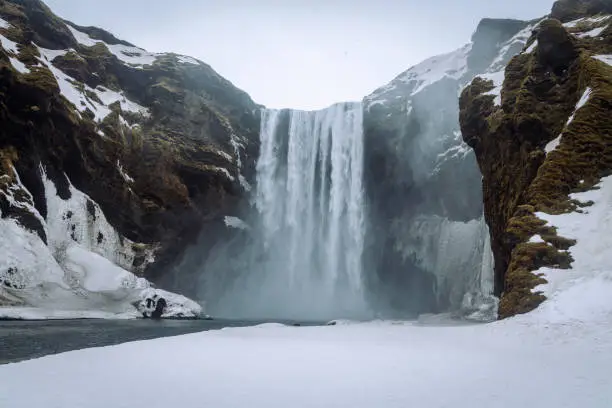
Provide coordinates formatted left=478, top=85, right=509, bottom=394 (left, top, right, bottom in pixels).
left=194, top=101, right=496, bottom=321
left=200, top=102, right=373, bottom=321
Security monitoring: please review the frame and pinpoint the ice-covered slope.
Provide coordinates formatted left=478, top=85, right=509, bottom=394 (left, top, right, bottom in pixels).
left=0, top=164, right=201, bottom=318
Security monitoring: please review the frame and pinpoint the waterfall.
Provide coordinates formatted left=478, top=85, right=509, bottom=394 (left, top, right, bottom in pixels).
left=209, top=102, right=369, bottom=320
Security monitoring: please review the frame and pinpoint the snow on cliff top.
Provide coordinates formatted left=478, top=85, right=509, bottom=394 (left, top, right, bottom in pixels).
left=66, top=25, right=201, bottom=68
left=365, top=21, right=537, bottom=108
left=365, top=44, right=471, bottom=106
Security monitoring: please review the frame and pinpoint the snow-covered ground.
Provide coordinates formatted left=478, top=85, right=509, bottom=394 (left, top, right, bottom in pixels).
left=3, top=172, right=611, bottom=408
left=0, top=307, right=611, bottom=408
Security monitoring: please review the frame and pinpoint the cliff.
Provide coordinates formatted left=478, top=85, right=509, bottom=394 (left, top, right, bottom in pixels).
left=361, top=17, right=539, bottom=318
left=460, top=0, right=612, bottom=317
left=0, top=0, right=259, bottom=315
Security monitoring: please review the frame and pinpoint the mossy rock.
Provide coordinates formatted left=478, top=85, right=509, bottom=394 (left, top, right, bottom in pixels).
left=460, top=9, right=612, bottom=318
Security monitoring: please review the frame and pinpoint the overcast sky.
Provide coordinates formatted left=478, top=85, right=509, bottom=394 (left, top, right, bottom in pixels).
left=44, top=0, right=553, bottom=110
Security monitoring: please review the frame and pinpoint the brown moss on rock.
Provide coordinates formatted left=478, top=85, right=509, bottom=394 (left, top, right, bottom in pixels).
left=460, top=5, right=612, bottom=318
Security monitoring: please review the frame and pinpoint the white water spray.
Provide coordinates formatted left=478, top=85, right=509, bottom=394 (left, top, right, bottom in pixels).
left=212, top=102, right=369, bottom=319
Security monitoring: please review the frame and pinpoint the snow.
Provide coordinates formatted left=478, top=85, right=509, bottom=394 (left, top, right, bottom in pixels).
left=563, top=15, right=610, bottom=28
left=533, top=175, right=612, bottom=313
left=480, top=70, right=504, bottom=105
left=35, top=46, right=148, bottom=122
left=211, top=166, right=235, bottom=181
left=545, top=135, right=562, bottom=153
left=487, top=21, right=539, bottom=72
left=66, top=25, right=159, bottom=68
left=239, top=174, right=252, bottom=192
left=7, top=56, right=29, bottom=73
left=0, top=33, right=18, bottom=54
left=528, top=234, right=545, bottom=243
left=1, top=307, right=612, bottom=408
left=0, top=17, right=10, bottom=29
left=578, top=25, right=608, bottom=38
left=176, top=55, right=200, bottom=65
left=565, top=87, right=592, bottom=127
left=1, top=165, right=200, bottom=318
left=224, top=216, right=249, bottom=230
left=0, top=307, right=137, bottom=320
left=0, top=165, right=47, bottom=233
left=400, top=43, right=471, bottom=97
left=116, top=161, right=134, bottom=183
left=593, top=54, right=612, bottom=66
left=66, top=25, right=99, bottom=47
left=2, top=183, right=612, bottom=408
left=525, top=39, right=538, bottom=53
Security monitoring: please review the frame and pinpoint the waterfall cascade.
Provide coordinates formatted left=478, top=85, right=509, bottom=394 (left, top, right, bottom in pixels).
left=208, top=102, right=370, bottom=320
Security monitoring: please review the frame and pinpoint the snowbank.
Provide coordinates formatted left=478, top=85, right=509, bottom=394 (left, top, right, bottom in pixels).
left=1, top=166, right=201, bottom=319
left=0, top=305, right=611, bottom=407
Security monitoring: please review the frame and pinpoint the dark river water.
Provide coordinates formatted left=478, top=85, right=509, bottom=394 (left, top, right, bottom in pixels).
left=0, top=318, right=318, bottom=365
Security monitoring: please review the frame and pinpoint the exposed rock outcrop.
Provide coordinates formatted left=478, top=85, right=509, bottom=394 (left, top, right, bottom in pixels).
left=460, top=0, right=612, bottom=317
left=0, top=0, right=259, bottom=311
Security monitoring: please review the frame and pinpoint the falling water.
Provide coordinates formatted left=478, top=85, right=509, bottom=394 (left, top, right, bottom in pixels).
left=211, top=102, right=369, bottom=320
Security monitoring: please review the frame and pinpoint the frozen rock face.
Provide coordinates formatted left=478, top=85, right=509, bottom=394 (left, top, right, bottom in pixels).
left=0, top=162, right=201, bottom=317
left=460, top=0, right=612, bottom=318
left=362, top=18, right=539, bottom=317
left=0, top=0, right=259, bottom=313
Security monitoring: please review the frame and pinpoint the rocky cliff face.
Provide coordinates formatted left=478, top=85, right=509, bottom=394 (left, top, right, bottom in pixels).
left=362, top=18, right=539, bottom=318
left=0, top=0, right=259, bottom=313
left=460, top=0, right=612, bottom=317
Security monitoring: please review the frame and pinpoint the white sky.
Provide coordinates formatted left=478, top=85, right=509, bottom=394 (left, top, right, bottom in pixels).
left=44, top=0, right=553, bottom=110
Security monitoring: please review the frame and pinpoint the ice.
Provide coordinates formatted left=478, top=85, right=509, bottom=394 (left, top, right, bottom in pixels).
left=1, top=167, right=200, bottom=318
left=7, top=56, right=30, bottom=73
left=393, top=215, right=495, bottom=315
left=0, top=165, right=47, bottom=233
left=238, top=174, right=252, bottom=192
left=223, top=216, right=249, bottom=230
left=41, top=167, right=155, bottom=273
left=594, top=54, right=612, bottom=65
